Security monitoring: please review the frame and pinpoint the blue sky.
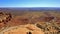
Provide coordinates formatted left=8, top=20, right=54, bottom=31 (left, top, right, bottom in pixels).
left=0, top=0, right=60, bottom=7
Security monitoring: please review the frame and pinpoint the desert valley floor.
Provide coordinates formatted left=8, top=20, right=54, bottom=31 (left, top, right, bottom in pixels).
left=0, top=8, right=60, bottom=34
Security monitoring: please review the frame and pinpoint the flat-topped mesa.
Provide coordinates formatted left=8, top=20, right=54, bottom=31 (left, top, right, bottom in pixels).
left=43, top=16, right=54, bottom=22
left=34, top=16, right=55, bottom=23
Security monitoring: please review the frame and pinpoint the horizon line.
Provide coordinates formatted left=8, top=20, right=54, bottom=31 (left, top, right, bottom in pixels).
left=0, top=7, right=60, bottom=8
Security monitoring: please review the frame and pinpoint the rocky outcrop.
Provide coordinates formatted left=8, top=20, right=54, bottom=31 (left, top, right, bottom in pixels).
left=0, top=12, right=12, bottom=29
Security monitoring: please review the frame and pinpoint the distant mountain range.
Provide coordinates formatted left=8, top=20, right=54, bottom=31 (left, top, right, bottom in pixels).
left=0, top=7, right=60, bottom=11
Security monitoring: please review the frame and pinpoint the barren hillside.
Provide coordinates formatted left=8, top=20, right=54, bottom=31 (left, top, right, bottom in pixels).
left=0, top=11, right=60, bottom=34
